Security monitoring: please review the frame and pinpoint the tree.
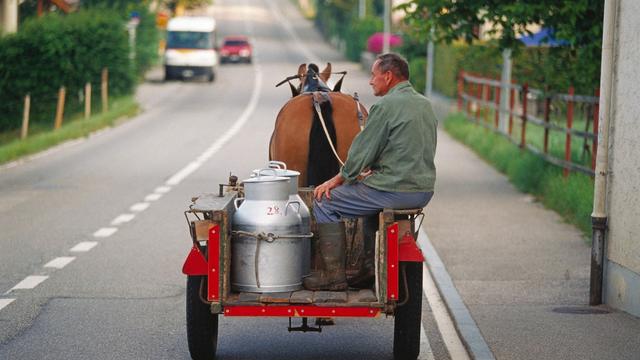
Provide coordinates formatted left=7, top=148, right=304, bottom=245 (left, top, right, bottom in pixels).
left=399, top=1, right=603, bottom=50
left=398, top=0, right=604, bottom=90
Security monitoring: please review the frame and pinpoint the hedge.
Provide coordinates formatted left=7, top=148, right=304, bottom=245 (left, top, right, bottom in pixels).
left=0, top=10, right=135, bottom=132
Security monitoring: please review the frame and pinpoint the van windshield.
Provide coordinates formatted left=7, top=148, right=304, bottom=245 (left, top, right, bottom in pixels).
left=167, top=31, right=212, bottom=49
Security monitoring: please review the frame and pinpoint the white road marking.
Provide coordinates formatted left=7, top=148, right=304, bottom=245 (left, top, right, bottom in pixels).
left=167, top=64, right=263, bottom=186
left=9, top=276, right=49, bottom=291
left=420, top=230, right=471, bottom=360
left=166, top=161, right=202, bottom=186
left=144, top=193, right=163, bottom=202
left=419, top=323, right=435, bottom=360
left=93, top=227, right=118, bottom=238
left=70, top=241, right=98, bottom=252
left=111, top=213, right=135, bottom=226
left=130, top=202, right=150, bottom=212
left=154, top=186, right=171, bottom=194
left=44, top=256, right=76, bottom=269
left=0, top=298, right=15, bottom=311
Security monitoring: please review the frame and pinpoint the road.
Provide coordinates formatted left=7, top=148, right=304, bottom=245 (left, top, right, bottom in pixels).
left=0, top=0, right=458, bottom=359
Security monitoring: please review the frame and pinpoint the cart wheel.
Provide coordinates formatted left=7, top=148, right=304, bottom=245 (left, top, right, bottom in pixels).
left=393, top=262, right=423, bottom=360
left=187, top=275, right=218, bottom=360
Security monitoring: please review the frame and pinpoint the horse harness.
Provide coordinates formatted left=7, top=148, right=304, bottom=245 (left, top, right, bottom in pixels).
left=311, top=92, right=365, bottom=167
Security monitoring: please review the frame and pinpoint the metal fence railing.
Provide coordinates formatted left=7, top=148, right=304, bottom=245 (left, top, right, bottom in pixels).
left=457, top=71, right=599, bottom=177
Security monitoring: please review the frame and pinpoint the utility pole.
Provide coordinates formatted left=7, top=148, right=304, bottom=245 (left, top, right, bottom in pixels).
left=359, top=0, right=366, bottom=19
left=425, top=28, right=435, bottom=98
left=383, top=0, right=391, bottom=54
left=0, top=0, right=19, bottom=34
left=499, top=48, right=513, bottom=133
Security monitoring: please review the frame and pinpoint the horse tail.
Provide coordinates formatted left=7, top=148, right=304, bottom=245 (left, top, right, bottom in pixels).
left=307, top=94, right=340, bottom=186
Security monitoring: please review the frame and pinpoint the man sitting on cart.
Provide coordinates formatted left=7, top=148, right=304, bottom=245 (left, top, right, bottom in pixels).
left=305, top=53, right=438, bottom=291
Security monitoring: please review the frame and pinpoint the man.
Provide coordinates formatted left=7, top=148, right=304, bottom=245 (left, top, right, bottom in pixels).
left=304, top=53, right=438, bottom=291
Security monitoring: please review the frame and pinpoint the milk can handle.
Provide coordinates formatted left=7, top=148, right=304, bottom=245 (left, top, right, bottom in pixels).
left=234, top=198, right=244, bottom=210
left=285, top=200, right=300, bottom=216
left=254, top=168, right=278, bottom=177
left=268, top=161, right=287, bottom=170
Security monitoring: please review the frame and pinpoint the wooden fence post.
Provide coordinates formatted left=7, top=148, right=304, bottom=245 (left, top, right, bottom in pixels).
left=54, top=86, right=66, bottom=130
left=520, top=84, right=528, bottom=148
left=509, top=87, right=515, bottom=136
left=21, top=94, right=31, bottom=139
left=475, top=81, right=482, bottom=122
left=101, top=68, right=109, bottom=113
left=592, top=88, right=600, bottom=170
left=564, top=86, right=575, bottom=177
left=483, top=83, right=490, bottom=125
left=466, top=80, right=472, bottom=117
left=494, top=85, right=501, bottom=129
left=84, top=82, right=92, bottom=119
left=457, top=71, right=464, bottom=111
left=543, top=91, right=551, bottom=154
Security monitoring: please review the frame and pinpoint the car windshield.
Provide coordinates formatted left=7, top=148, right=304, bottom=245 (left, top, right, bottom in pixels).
left=224, top=40, right=248, bottom=47
left=167, top=31, right=212, bottom=49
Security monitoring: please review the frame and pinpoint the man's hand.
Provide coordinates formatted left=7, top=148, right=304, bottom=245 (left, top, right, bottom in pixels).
left=313, top=173, right=344, bottom=201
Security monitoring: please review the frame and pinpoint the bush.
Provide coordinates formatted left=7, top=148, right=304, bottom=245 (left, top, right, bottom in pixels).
left=0, top=10, right=134, bottom=132
left=408, top=57, right=426, bottom=96
left=345, top=17, right=383, bottom=62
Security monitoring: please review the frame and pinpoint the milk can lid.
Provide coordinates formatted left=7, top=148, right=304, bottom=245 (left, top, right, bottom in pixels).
left=252, top=168, right=300, bottom=178
left=243, top=175, right=289, bottom=183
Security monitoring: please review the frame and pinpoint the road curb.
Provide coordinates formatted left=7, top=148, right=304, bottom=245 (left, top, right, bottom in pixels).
left=418, top=228, right=496, bottom=360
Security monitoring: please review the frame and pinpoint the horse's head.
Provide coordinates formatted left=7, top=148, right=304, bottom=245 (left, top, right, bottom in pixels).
left=297, top=63, right=332, bottom=94
left=276, top=63, right=346, bottom=97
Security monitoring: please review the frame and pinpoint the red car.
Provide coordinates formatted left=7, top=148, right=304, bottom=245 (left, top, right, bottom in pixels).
left=220, top=36, right=252, bottom=63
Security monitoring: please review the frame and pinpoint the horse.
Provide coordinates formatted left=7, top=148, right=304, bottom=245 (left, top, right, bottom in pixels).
left=269, top=63, right=368, bottom=187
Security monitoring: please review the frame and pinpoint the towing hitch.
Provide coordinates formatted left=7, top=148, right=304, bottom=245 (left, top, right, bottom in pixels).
left=288, top=317, right=322, bottom=333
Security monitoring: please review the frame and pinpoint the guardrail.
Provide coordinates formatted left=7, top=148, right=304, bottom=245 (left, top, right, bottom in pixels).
left=457, top=71, right=599, bottom=177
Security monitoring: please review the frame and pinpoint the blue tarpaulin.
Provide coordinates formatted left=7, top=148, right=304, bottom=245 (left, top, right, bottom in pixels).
left=518, top=28, right=569, bottom=47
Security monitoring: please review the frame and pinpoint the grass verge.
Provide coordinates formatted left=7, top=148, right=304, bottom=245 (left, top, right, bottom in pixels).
left=0, top=96, right=139, bottom=166
left=444, top=113, right=594, bottom=239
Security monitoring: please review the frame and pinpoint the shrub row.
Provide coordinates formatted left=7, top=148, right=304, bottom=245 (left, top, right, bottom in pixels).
left=0, top=8, right=158, bottom=132
left=400, top=36, right=600, bottom=99
left=444, top=113, right=594, bottom=237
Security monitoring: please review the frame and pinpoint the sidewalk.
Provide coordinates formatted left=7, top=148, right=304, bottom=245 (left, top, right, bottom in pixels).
left=424, top=94, right=640, bottom=359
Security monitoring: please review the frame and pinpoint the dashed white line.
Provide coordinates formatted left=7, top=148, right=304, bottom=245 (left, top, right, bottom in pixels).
left=130, top=202, right=150, bottom=212
left=10, top=276, right=49, bottom=291
left=166, top=161, right=201, bottom=186
left=155, top=186, right=171, bottom=194
left=93, top=227, right=118, bottom=238
left=111, top=213, right=135, bottom=225
left=70, top=241, right=98, bottom=252
left=44, top=257, right=76, bottom=269
left=0, top=298, right=15, bottom=311
left=144, top=193, right=163, bottom=202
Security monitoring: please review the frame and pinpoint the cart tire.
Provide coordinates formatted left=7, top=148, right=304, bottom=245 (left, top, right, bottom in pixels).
left=393, top=262, right=423, bottom=360
left=187, top=275, right=218, bottom=360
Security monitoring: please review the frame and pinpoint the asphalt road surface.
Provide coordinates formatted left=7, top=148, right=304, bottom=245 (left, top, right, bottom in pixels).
left=0, top=0, right=454, bottom=359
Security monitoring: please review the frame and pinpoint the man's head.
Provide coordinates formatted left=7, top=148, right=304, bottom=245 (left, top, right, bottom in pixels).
left=369, top=53, right=409, bottom=96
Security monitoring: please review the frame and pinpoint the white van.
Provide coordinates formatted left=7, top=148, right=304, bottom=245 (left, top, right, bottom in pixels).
left=164, top=16, right=218, bottom=82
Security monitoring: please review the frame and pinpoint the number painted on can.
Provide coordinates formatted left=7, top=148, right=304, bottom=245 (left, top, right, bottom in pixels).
left=266, top=206, right=280, bottom=215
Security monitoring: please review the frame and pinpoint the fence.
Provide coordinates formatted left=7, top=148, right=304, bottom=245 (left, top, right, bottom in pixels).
left=18, top=68, right=110, bottom=140
left=457, top=71, right=599, bottom=177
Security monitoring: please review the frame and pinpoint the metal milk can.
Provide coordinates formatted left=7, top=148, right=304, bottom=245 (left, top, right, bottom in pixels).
left=262, top=161, right=312, bottom=276
left=231, top=175, right=306, bottom=293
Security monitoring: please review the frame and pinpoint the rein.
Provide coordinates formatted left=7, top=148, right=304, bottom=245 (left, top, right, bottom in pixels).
left=312, top=92, right=345, bottom=167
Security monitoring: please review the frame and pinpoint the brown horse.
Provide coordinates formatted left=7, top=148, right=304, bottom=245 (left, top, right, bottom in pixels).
left=269, top=63, right=368, bottom=187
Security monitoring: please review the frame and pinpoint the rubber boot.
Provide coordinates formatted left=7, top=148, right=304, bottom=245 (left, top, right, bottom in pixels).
left=348, top=216, right=377, bottom=288
left=303, top=222, right=348, bottom=291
